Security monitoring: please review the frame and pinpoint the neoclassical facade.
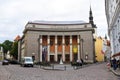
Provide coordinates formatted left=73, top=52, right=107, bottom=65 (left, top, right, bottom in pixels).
left=18, top=21, right=96, bottom=63
left=18, top=8, right=96, bottom=63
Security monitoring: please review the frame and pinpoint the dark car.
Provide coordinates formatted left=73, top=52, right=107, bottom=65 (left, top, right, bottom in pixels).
left=9, top=60, right=19, bottom=64
left=2, top=60, right=9, bottom=65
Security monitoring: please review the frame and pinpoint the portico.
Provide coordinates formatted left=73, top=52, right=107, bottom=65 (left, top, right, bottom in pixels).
left=38, top=35, right=83, bottom=62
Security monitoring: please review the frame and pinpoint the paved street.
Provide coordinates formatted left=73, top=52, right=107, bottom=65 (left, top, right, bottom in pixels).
left=0, top=62, right=120, bottom=80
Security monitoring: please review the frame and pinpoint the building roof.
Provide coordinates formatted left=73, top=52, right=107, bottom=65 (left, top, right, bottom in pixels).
left=14, top=35, right=21, bottom=41
left=23, top=20, right=94, bottom=33
left=28, top=20, right=88, bottom=25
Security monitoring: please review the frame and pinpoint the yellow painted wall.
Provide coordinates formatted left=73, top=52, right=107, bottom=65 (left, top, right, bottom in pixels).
left=95, top=37, right=104, bottom=62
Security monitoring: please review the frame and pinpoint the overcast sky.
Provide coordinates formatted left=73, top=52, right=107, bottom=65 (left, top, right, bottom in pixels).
left=0, top=0, right=107, bottom=43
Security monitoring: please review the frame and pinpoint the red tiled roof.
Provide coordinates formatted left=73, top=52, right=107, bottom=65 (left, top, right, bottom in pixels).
left=14, top=35, right=21, bottom=41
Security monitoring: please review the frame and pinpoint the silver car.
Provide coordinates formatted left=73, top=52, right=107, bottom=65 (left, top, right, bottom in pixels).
left=21, top=57, right=34, bottom=67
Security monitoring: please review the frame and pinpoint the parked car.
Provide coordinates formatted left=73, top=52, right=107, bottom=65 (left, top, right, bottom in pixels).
left=9, top=60, right=19, bottom=64
left=20, top=57, right=34, bottom=67
left=2, top=59, right=9, bottom=65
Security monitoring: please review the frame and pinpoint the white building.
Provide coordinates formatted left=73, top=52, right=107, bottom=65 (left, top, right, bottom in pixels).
left=105, top=0, right=120, bottom=58
left=0, top=47, right=4, bottom=60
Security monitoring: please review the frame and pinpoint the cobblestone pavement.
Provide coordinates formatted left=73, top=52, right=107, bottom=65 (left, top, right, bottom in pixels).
left=0, top=62, right=120, bottom=80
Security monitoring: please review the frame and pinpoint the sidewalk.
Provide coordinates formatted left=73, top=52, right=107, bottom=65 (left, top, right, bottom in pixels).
left=110, top=68, right=120, bottom=77
left=41, top=64, right=74, bottom=71
left=39, top=62, right=104, bottom=71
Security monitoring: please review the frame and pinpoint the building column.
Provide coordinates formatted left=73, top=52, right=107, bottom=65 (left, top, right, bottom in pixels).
left=70, top=35, right=72, bottom=61
left=80, top=38, right=83, bottom=59
left=62, top=36, right=65, bottom=62
left=47, top=36, right=50, bottom=62
left=40, top=35, right=42, bottom=62
left=77, top=35, right=80, bottom=60
left=55, top=36, right=58, bottom=62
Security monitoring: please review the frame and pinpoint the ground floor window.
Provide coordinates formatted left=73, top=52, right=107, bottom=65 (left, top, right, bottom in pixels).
left=65, top=54, right=70, bottom=62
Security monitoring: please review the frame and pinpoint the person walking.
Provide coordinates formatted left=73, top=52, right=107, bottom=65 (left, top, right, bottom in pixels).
left=112, top=57, right=117, bottom=70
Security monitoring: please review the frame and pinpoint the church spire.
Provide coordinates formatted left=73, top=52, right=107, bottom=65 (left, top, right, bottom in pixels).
left=89, top=6, right=94, bottom=25
left=89, top=6, right=96, bottom=28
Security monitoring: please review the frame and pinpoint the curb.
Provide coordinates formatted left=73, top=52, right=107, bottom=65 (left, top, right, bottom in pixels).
left=110, top=68, right=120, bottom=77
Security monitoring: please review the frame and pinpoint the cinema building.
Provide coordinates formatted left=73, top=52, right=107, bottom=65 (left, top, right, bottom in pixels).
left=18, top=8, right=96, bottom=63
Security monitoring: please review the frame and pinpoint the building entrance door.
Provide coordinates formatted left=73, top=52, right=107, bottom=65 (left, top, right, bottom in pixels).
left=73, top=54, right=77, bottom=62
left=58, top=54, right=62, bottom=62
left=42, top=46, right=47, bottom=61
left=50, top=55, right=54, bottom=62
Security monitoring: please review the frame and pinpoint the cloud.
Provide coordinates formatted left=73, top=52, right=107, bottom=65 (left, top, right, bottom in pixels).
left=0, top=0, right=107, bottom=43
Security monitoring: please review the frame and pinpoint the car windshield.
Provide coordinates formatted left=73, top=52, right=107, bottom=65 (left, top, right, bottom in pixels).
left=25, top=58, right=32, bottom=62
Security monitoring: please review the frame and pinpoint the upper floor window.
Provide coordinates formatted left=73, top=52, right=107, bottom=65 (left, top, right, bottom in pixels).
left=118, top=20, right=120, bottom=33
left=116, top=0, right=118, bottom=3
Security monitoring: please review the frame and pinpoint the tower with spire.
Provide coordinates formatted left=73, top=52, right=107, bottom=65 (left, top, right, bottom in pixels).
left=89, top=6, right=94, bottom=25
left=89, top=6, right=97, bottom=38
left=89, top=6, right=96, bottom=28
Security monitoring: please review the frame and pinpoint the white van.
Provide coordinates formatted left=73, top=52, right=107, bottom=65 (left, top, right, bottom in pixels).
left=21, top=57, right=34, bottom=67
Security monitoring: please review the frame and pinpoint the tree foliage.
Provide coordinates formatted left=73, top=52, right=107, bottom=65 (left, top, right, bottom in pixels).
left=1, top=40, right=19, bottom=60
left=2, top=40, right=13, bottom=53
left=10, top=41, right=18, bottom=59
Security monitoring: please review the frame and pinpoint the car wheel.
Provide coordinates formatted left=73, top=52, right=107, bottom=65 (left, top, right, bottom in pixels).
left=31, top=65, right=34, bottom=67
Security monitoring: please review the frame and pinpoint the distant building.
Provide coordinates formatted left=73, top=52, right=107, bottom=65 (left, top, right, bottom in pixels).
left=104, top=40, right=111, bottom=61
left=105, top=0, right=120, bottom=58
left=95, top=36, right=111, bottom=62
left=14, top=35, right=21, bottom=42
left=95, top=36, right=104, bottom=62
left=0, top=47, right=4, bottom=60
left=18, top=8, right=97, bottom=63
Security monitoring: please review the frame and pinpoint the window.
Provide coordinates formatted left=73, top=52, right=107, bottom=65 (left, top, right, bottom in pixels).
left=116, top=0, right=118, bottom=3
left=57, top=40, right=61, bottom=45
left=118, top=36, right=120, bottom=43
left=50, top=40, right=53, bottom=46
left=118, top=19, right=120, bottom=33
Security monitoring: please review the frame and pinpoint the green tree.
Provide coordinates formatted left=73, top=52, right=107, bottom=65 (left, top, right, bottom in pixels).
left=0, top=40, right=13, bottom=59
left=2, top=40, right=13, bottom=54
left=10, top=41, right=18, bottom=59
left=0, top=43, right=3, bottom=47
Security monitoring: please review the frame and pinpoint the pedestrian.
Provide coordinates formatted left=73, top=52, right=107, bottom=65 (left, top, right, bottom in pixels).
left=117, top=60, right=120, bottom=68
left=112, top=57, right=117, bottom=70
